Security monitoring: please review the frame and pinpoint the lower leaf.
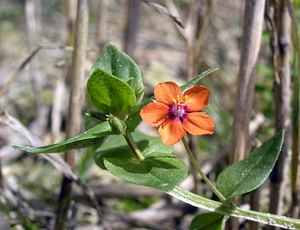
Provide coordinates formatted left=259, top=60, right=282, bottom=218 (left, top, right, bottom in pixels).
left=216, top=131, right=284, bottom=199
left=13, top=121, right=113, bottom=153
left=190, top=212, right=226, bottom=230
left=94, top=132, right=188, bottom=191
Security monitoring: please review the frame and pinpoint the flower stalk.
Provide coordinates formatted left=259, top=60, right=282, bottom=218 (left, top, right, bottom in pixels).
left=123, top=132, right=145, bottom=161
left=182, top=135, right=226, bottom=202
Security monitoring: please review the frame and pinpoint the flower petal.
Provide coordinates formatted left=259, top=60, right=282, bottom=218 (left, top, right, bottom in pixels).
left=183, top=85, right=210, bottom=112
left=182, top=112, right=214, bottom=135
left=158, top=119, right=186, bottom=145
left=140, top=102, right=169, bottom=127
left=154, top=82, right=182, bottom=106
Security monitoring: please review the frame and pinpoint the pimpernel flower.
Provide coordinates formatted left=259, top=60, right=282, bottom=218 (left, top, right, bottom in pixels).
left=140, top=82, right=214, bottom=145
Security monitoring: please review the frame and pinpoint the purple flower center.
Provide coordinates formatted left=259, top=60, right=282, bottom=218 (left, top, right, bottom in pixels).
left=169, top=104, right=187, bottom=121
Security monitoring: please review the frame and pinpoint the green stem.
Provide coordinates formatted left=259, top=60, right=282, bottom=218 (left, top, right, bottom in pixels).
left=182, top=135, right=226, bottom=202
left=123, top=132, right=145, bottom=161
left=168, top=186, right=300, bottom=229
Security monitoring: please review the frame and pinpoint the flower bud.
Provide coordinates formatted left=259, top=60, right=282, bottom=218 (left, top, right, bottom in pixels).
left=107, top=114, right=127, bottom=134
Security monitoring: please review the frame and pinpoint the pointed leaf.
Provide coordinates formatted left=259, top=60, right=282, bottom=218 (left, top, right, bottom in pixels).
left=181, top=67, right=219, bottom=92
left=94, top=133, right=188, bottom=191
left=13, top=121, right=113, bottom=153
left=216, top=131, right=284, bottom=199
left=90, top=43, right=144, bottom=103
left=190, top=212, right=226, bottom=230
left=87, top=69, right=136, bottom=118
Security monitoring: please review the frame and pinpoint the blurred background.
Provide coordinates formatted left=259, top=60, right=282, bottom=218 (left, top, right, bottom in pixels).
left=0, top=0, right=299, bottom=229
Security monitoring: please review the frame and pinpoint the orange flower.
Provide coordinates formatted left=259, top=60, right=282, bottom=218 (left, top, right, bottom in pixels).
left=140, top=82, right=214, bottom=145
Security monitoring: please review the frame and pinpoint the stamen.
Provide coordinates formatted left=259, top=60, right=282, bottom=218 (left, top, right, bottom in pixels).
left=173, top=95, right=181, bottom=104
left=170, top=94, right=188, bottom=120
left=169, top=103, right=187, bottom=120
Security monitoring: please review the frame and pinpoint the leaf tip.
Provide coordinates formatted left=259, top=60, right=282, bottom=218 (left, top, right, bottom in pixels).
left=275, top=129, right=285, bottom=147
left=105, top=42, right=119, bottom=51
left=279, top=129, right=285, bottom=137
left=12, top=145, right=24, bottom=151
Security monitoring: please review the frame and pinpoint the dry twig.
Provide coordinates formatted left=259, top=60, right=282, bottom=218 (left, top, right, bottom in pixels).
left=97, top=0, right=108, bottom=49
left=229, top=0, right=266, bottom=229
left=0, top=111, right=103, bottom=225
left=142, top=0, right=185, bottom=29
left=267, top=1, right=292, bottom=226
left=0, top=47, right=41, bottom=97
left=55, top=0, right=89, bottom=228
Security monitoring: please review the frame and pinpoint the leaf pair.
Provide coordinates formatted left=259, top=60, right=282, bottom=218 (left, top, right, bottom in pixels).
left=15, top=130, right=284, bottom=201
left=16, top=130, right=189, bottom=191
left=87, top=44, right=144, bottom=119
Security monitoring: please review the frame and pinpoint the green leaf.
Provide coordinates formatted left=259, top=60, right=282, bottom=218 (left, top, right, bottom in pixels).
left=181, top=67, right=219, bottom=92
left=90, top=43, right=144, bottom=103
left=94, top=133, right=188, bottom=191
left=87, top=69, right=136, bottom=118
left=190, top=212, right=226, bottom=230
left=216, top=131, right=285, bottom=199
left=13, top=121, right=113, bottom=153
left=127, top=67, right=219, bottom=131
